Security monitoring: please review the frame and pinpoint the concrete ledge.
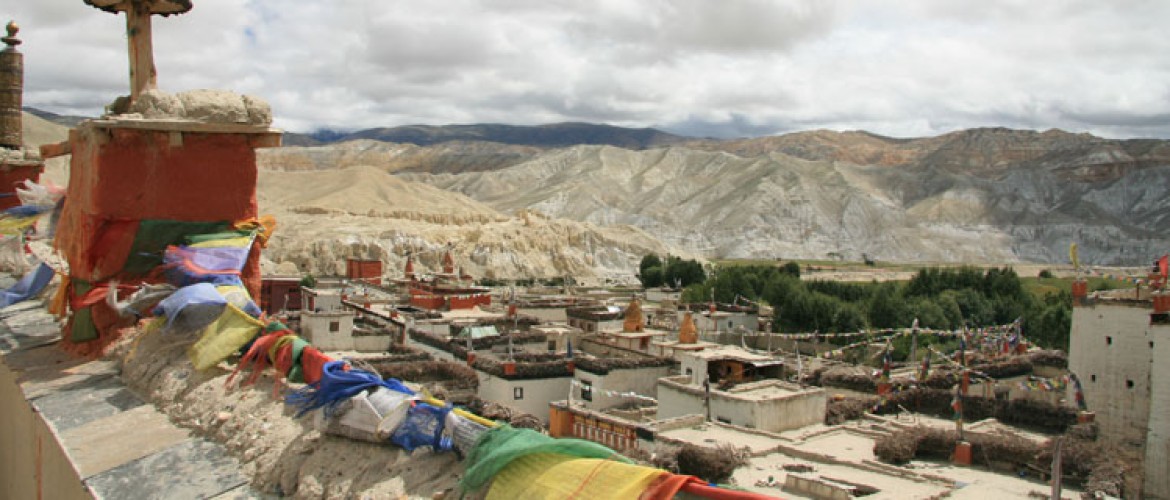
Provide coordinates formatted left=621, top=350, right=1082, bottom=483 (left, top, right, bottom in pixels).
left=0, top=301, right=259, bottom=499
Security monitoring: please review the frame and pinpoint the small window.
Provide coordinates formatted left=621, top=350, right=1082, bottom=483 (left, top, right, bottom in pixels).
left=1151, top=341, right=1155, bottom=349
left=329, top=321, right=340, bottom=332
left=581, top=380, right=593, bottom=401
left=1091, top=374, right=1097, bottom=382
left=685, top=368, right=693, bottom=376
left=548, top=340, right=557, bottom=351
left=1127, top=380, right=1134, bottom=389
left=514, top=387, right=524, bottom=400
left=1106, top=336, right=1112, bottom=345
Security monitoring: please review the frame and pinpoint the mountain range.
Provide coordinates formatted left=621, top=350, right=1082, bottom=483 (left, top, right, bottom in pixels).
left=281, top=122, right=692, bottom=149
left=269, top=123, right=1170, bottom=267
left=25, top=109, right=1170, bottom=279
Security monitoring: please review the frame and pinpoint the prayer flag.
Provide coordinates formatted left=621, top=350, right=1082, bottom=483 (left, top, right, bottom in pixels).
left=881, top=347, right=891, bottom=382
left=951, top=389, right=963, bottom=423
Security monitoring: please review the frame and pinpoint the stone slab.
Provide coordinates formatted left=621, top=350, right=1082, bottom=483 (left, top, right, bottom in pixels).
left=31, top=374, right=145, bottom=433
left=0, top=322, right=61, bottom=354
left=61, top=405, right=192, bottom=478
left=0, top=302, right=62, bottom=353
left=19, top=358, right=121, bottom=400
left=84, top=439, right=249, bottom=500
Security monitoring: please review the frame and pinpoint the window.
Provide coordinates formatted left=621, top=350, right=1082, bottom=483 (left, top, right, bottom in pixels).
left=581, top=380, right=593, bottom=401
left=1091, top=374, right=1097, bottom=382
left=728, top=321, right=733, bottom=329
left=1127, top=380, right=1135, bottom=389
left=1106, top=336, right=1112, bottom=345
left=1151, top=341, right=1155, bottom=349
left=514, top=387, right=524, bottom=400
left=329, top=321, right=340, bottom=332
left=548, top=340, right=557, bottom=352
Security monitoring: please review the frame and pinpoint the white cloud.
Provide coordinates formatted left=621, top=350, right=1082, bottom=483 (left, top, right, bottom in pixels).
left=7, top=0, right=1170, bottom=138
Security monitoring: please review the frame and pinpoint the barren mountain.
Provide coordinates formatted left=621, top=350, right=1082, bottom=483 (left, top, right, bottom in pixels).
left=257, top=139, right=540, bottom=174
left=286, top=122, right=691, bottom=149
left=399, top=129, right=1170, bottom=266
left=257, top=165, right=686, bottom=282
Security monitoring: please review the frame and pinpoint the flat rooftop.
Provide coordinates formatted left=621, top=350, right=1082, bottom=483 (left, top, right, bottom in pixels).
left=682, top=345, right=778, bottom=362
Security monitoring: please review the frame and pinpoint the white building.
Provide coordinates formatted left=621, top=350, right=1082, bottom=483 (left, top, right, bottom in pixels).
left=678, top=305, right=759, bottom=334
left=656, top=346, right=824, bottom=433
left=479, top=372, right=573, bottom=424
left=1069, top=287, right=1170, bottom=498
left=301, top=310, right=356, bottom=351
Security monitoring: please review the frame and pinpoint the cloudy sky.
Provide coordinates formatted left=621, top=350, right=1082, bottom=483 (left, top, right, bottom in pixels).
left=8, top=1, right=1170, bottom=139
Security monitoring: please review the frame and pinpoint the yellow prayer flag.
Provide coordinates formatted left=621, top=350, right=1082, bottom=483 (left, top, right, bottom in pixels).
left=189, top=303, right=264, bottom=370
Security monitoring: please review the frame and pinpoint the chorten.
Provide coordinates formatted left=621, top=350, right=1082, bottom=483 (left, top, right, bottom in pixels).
left=678, top=312, right=698, bottom=344
left=623, top=297, right=644, bottom=333
left=441, top=247, right=455, bottom=274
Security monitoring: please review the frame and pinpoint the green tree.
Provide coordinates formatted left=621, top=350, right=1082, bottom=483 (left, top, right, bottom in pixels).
left=833, top=303, right=866, bottom=333
left=908, top=297, right=950, bottom=329
left=663, top=256, right=706, bottom=288
left=868, top=283, right=910, bottom=328
left=935, top=291, right=965, bottom=329
left=781, top=261, right=801, bottom=278
left=639, top=255, right=664, bottom=288
left=1025, top=290, right=1072, bottom=350
left=953, top=288, right=995, bottom=326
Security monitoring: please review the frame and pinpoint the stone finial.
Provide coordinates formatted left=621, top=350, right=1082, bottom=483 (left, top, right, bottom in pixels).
left=2, top=21, right=21, bottom=48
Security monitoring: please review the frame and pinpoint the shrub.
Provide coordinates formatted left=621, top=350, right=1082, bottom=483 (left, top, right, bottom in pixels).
left=675, top=444, right=748, bottom=483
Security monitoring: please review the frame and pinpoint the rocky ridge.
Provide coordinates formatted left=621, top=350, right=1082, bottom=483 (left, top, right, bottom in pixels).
left=399, top=127, right=1170, bottom=266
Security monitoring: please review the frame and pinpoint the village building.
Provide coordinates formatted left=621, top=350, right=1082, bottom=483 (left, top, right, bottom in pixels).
left=656, top=345, right=824, bottom=433
left=395, top=250, right=492, bottom=311
left=565, top=303, right=626, bottom=332
left=298, top=287, right=356, bottom=351
left=644, top=287, right=681, bottom=303
left=513, top=295, right=600, bottom=323
left=1068, top=282, right=1170, bottom=498
left=530, top=323, right=584, bottom=353
left=678, top=302, right=761, bottom=334
left=258, top=275, right=301, bottom=316
left=345, top=257, right=383, bottom=285
left=406, top=300, right=675, bottom=426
